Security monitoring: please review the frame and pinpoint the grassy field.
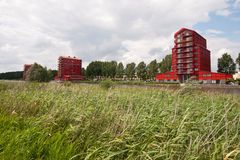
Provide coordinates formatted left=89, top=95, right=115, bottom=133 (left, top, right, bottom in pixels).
left=0, top=81, right=239, bottom=160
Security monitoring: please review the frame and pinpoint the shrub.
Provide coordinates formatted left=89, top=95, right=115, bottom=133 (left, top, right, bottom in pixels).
left=100, top=79, right=114, bottom=90
left=236, top=79, right=240, bottom=85
left=226, top=78, right=235, bottom=85
left=27, top=63, right=52, bottom=82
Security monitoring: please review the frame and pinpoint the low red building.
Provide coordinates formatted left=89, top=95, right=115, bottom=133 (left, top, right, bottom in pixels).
left=23, top=64, right=32, bottom=80
left=156, top=28, right=232, bottom=83
left=55, top=56, right=84, bottom=81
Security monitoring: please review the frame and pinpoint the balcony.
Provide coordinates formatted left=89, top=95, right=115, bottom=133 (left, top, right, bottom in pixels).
left=175, top=37, right=193, bottom=44
left=177, top=69, right=194, bottom=74
left=175, top=42, right=193, bottom=48
left=176, top=47, right=194, bottom=54
left=177, top=53, right=193, bottom=58
left=177, top=58, right=193, bottom=64
left=177, top=64, right=193, bottom=69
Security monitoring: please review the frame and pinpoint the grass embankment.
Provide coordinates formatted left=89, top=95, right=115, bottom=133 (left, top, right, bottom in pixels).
left=0, top=81, right=239, bottom=159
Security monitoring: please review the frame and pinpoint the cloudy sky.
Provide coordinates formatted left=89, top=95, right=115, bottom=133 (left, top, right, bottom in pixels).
left=0, top=0, right=240, bottom=72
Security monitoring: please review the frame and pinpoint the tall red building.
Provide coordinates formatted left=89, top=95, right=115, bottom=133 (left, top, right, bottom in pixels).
left=23, top=64, right=32, bottom=80
left=156, top=28, right=232, bottom=83
left=55, top=56, right=83, bottom=81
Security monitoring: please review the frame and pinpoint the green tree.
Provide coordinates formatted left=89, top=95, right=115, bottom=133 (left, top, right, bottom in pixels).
left=108, top=61, right=117, bottom=78
left=125, top=63, right=136, bottom=80
left=81, top=68, right=86, bottom=76
left=47, top=69, right=57, bottom=81
left=136, top=61, right=147, bottom=80
left=27, top=63, right=50, bottom=82
left=0, top=71, right=23, bottom=80
left=101, top=61, right=117, bottom=78
left=217, top=53, right=236, bottom=74
left=86, top=61, right=103, bottom=79
left=147, top=59, right=158, bottom=80
left=86, top=61, right=117, bottom=79
left=116, top=62, right=124, bottom=78
left=236, top=53, right=240, bottom=71
left=159, top=54, right=172, bottom=73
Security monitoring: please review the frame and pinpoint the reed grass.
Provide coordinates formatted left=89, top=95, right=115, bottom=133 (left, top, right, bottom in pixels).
left=0, top=81, right=239, bottom=159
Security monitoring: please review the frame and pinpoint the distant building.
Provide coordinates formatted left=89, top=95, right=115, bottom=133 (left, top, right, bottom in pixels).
left=55, top=56, right=84, bottom=81
left=156, top=28, right=232, bottom=83
left=23, top=64, right=32, bottom=80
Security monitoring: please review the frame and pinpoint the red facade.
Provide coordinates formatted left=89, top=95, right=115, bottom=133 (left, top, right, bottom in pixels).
left=156, top=28, right=232, bottom=83
left=23, top=64, right=32, bottom=80
left=55, top=56, right=83, bottom=81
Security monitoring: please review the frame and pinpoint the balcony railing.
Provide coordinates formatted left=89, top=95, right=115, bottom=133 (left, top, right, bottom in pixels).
left=176, top=47, right=193, bottom=53
left=177, top=53, right=193, bottom=58
left=177, top=59, right=193, bottom=63
left=177, top=69, right=194, bottom=74
left=175, top=37, right=193, bottom=44
left=176, top=32, right=192, bottom=38
left=177, top=64, right=193, bottom=69
left=175, top=42, right=193, bottom=48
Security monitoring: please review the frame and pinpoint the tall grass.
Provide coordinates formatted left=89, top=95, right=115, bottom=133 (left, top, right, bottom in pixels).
left=0, top=81, right=239, bottom=159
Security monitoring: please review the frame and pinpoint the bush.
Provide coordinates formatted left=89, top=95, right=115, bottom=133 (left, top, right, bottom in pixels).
left=27, top=63, right=52, bottom=82
left=100, top=79, right=114, bottom=90
left=226, top=78, right=235, bottom=85
left=236, top=79, right=240, bottom=85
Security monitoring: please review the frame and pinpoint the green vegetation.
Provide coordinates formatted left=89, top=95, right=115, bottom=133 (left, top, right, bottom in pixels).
left=125, top=63, right=136, bottom=80
left=0, top=81, right=240, bottom=159
left=159, top=54, right=172, bottom=73
left=86, top=61, right=118, bottom=79
left=217, top=53, right=236, bottom=74
left=85, top=58, right=172, bottom=81
left=100, top=79, right=114, bottom=90
left=26, top=63, right=56, bottom=82
left=116, top=62, right=125, bottom=78
left=136, top=62, right=147, bottom=80
left=0, top=71, right=23, bottom=80
left=236, top=53, right=240, bottom=70
left=146, top=59, right=159, bottom=80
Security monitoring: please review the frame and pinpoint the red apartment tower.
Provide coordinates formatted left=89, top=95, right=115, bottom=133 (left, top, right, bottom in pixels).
left=55, top=56, right=83, bottom=81
left=23, top=64, right=32, bottom=80
left=156, top=28, right=232, bottom=83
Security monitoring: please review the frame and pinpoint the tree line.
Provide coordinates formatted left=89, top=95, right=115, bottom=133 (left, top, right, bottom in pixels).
left=0, top=52, right=239, bottom=81
left=85, top=54, right=172, bottom=80
left=0, top=71, right=23, bottom=80
left=0, top=63, right=57, bottom=82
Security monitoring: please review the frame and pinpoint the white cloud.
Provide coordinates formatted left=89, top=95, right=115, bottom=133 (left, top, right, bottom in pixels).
left=215, top=9, right=231, bottom=16
left=206, top=29, right=223, bottom=35
left=206, top=35, right=240, bottom=71
left=0, top=0, right=235, bottom=72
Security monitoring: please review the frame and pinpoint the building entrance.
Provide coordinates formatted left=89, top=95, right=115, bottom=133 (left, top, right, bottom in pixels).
left=179, top=74, right=190, bottom=83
